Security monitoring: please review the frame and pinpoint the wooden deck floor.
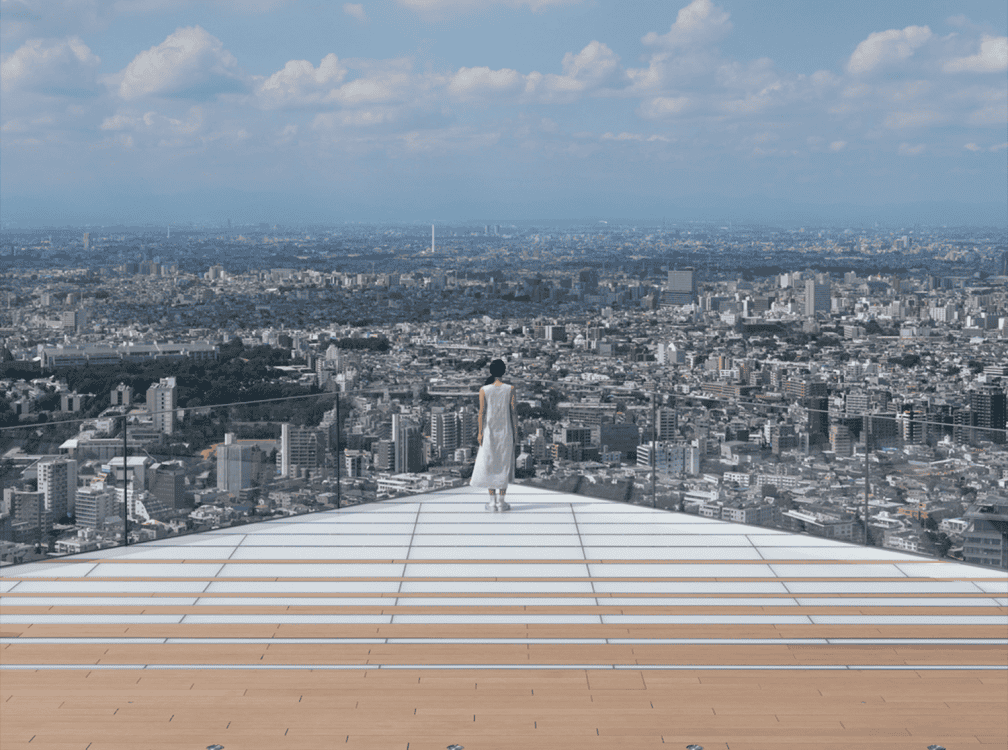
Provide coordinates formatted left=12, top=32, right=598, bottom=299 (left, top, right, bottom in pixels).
left=3, top=578, right=1006, bottom=750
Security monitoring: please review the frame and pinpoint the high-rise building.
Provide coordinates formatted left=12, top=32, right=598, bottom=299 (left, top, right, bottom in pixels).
left=146, top=377, right=177, bottom=434
left=657, top=341, right=685, bottom=365
left=802, top=395, right=826, bottom=437
left=392, top=414, right=422, bottom=473
left=430, top=409, right=459, bottom=457
left=829, top=423, right=853, bottom=456
left=279, top=423, right=326, bottom=478
left=4, top=487, right=48, bottom=542
left=217, top=433, right=264, bottom=493
left=74, top=483, right=116, bottom=530
left=805, top=278, right=830, bottom=317
left=83, top=233, right=90, bottom=252
left=151, top=463, right=186, bottom=510
left=373, top=439, right=394, bottom=471
left=37, top=458, right=77, bottom=520
left=968, top=386, right=1007, bottom=445
left=664, top=268, right=696, bottom=306
left=657, top=407, right=678, bottom=440
left=635, top=441, right=700, bottom=475
left=111, top=383, right=132, bottom=407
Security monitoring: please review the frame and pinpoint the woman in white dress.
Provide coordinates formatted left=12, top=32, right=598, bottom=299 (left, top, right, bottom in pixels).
left=469, top=358, right=519, bottom=511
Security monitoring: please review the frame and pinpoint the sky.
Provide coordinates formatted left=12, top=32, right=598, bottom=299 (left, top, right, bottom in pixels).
left=1, top=0, right=1006, bottom=227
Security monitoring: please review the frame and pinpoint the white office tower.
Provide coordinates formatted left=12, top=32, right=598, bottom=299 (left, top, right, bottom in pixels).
left=146, top=377, right=177, bottom=434
left=37, top=457, right=78, bottom=520
left=658, top=342, right=685, bottom=366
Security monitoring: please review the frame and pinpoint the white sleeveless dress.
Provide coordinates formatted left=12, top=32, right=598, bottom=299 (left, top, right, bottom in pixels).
left=469, top=383, right=515, bottom=489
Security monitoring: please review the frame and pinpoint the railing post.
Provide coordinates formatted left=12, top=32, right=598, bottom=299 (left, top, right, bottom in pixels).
left=335, top=392, right=341, bottom=510
left=864, top=413, right=870, bottom=547
left=652, top=390, right=657, bottom=509
left=122, top=414, right=129, bottom=547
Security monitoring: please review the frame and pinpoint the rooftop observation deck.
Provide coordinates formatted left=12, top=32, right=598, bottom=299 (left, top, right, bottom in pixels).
left=2, top=483, right=1006, bottom=750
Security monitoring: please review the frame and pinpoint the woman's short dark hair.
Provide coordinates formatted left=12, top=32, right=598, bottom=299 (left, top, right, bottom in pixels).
left=484, top=359, right=506, bottom=384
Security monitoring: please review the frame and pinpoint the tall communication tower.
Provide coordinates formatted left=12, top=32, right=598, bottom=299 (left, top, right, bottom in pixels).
left=431, top=224, right=435, bottom=253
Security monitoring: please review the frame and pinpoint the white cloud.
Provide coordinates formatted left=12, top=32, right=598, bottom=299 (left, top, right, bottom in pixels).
left=313, top=108, right=392, bottom=128
left=528, top=41, right=627, bottom=102
left=0, top=36, right=100, bottom=94
left=342, top=3, right=367, bottom=22
left=883, top=109, right=944, bottom=128
left=448, top=41, right=625, bottom=104
left=829, top=140, right=846, bottom=151
left=109, top=25, right=249, bottom=100
left=637, top=95, right=689, bottom=119
left=447, top=66, right=524, bottom=99
left=255, top=53, right=347, bottom=108
left=943, top=35, right=1008, bottom=73
left=601, top=131, right=670, bottom=143
left=964, top=142, right=981, bottom=151
left=847, top=26, right=932, bottom=75
left=396, top=0, right=579, bottom=13
left=898, top=142, right=925, bottom=155
left=990, top=142, right=1007, bottom=152
left=642, top=0, right=731, bottom=49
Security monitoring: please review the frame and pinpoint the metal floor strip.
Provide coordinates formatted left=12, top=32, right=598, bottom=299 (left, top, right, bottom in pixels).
left=3, top=637, right=1006, bottom=644
left=2, top=664, right=1003, bottom=671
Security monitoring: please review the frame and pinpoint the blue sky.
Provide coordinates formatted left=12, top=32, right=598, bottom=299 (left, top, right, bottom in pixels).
left=1, top=0, right=1006, bottom=226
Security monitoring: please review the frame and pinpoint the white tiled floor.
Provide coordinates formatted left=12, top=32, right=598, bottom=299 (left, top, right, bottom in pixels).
left=2, top=485, right=1005, bottom=636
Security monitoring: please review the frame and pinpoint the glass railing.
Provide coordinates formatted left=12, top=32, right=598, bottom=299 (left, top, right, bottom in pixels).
left=1, top=380, right=1006, bottom=572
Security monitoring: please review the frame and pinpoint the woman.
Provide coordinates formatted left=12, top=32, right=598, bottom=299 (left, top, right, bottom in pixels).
left=469, top=358, right=519, bottom=511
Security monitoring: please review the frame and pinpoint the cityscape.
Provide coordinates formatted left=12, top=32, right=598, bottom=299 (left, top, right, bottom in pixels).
left=1, top=221, right=1007, bottom=568
left=2, top=0, right=1006, bottom=748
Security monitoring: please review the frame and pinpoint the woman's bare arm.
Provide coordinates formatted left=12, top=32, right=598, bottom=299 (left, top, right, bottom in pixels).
left=510, top=387, right=519, bottom=445
left=478, top=387, right=485, bottom=443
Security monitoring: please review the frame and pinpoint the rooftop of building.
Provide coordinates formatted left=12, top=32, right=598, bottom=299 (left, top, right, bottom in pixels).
left=1, top=482, right=1006, bottom=748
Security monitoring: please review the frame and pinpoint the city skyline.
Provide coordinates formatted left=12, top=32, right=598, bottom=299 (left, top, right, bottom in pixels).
left=1, top=0, right=1006, bottom=227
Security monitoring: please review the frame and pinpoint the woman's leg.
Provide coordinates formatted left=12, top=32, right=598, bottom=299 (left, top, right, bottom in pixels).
left=499, top=488, right=506, bottom=498
left=488, top=489, right=496, bottom=497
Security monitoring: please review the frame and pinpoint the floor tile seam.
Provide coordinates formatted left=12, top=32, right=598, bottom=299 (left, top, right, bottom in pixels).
left=1, top=663, right=1004, bottom=670
left=18, top=557, right=976, bottom=563
left=5, top=614, right=1005, bottom=624
left=5, top=572, right=1005, bottom=579
left=2, top=592, right=1002, bottom=598
left=4, top=603, right=1006, bottom=610
left=5, top=637, right=1005, bottom=643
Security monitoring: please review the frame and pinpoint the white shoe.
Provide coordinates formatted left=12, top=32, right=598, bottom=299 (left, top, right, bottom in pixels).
left=496, top=500, right=510, bottom=511
left=485, top=501, right=498, bottom=511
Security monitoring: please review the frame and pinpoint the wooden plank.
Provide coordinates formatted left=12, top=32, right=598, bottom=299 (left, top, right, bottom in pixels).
left=1, top=667, right=1004, bottom=750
